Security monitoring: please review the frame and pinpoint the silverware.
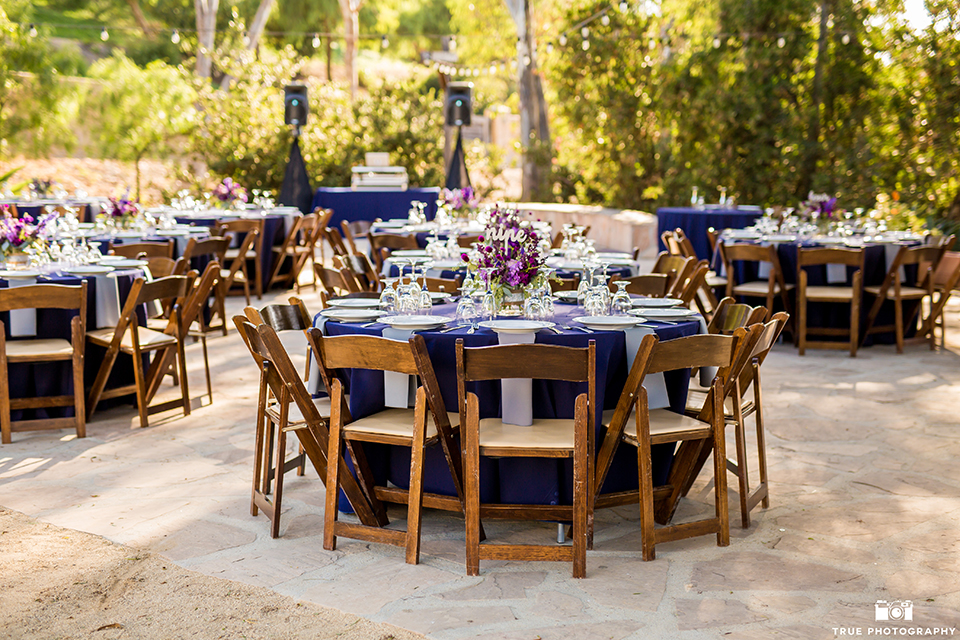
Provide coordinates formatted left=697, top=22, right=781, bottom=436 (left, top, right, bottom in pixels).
left=562, top=324, right=593, bottom=333
left=547, top=326, right=563, bottom=334
left=438, top=324, right=464, bottom=333
left=360, top=321, right=383, bottom=328
left=467, top=322, right=477, bottom=334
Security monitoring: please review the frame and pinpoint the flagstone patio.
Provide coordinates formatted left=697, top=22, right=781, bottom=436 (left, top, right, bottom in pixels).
left=2, top=283, right=959, bottom=639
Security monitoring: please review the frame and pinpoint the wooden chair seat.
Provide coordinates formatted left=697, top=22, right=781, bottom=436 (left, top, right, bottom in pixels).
left=6, top=338, right=74, bottom=360
left=706, top=273, right=727, bottom=288
left=733, top=281, right=794, bottom=296
left=87, top=326, right=178, bottom=349
left=863, top=284, right=928, bottom=299
left=346, top=408, right=459, bottom=443
left=684, top=389, right=752, bottom=418
left=265, top=396, right=333, bottom=426
left=224, top=247, right=258, bottom=259
left=611, top=408, right=713, bottom=444
left=803, top=285, right=857, bottom=300
left=477, top=417, right=577, bottom=453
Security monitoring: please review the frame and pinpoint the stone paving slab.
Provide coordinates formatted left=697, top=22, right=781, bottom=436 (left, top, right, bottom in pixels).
left=2, top=287, right=960, bottom=639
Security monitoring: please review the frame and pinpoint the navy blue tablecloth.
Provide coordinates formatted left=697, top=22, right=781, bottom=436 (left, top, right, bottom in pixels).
left=312, top=188, right=440, bottom=228
left=175, top=215, right=286, bottom=290
left=657, top=207, right=763, bottom=260
left=321, top=303, right=699, bottom=510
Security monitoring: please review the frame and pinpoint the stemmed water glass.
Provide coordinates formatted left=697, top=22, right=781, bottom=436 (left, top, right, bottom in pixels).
left=611, top=281, right=632, bottom=315
left=379, top=278, right=399, bottom=316
left=455, top=294, right=477, bottom=328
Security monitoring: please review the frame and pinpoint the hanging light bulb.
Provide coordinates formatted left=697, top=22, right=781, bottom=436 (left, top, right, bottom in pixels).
left=331, top=40, right=340, bottom=50
left=601, top=14, right=611, bottom=27
left=581, top=26, right=590, bottom=39
left=777, top=36, right=786, bottom=48
left=449, top=36, right=457, bottom=53
left=489, top=64, right=497, bottom=74
left=100, top=27, right=109, bottom=41
left=842, top=33, right=851, bottom=45
left=312, top=33, right=320, bottom=48
left=620, top=1, right=629, bottom=13
left=381, top=35, right=389, bottom=49
left=28, top=24, right=38, bottom=38
left=582, top=39, right=590, bottom=51
left=559, top=33, right=568, bottom=46
left=171, top=29, right=181, bottom=44
left=523, top=54, right=531, bottom=66
left=649, top=37, right=657, bottom=50
left=546, top=42, right=554, bottom=54
left=713, top=36, right=721, bottom=49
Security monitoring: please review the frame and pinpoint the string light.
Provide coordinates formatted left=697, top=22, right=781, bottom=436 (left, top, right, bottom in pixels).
left=171, top=29, right=180, bottom=44
left=100, top=27, right=109, bottom=41
left=312, top=33, right=320, bottom=48
left=713, top=36, right=721, bottom=48
left=583, top=39, right=590, bottom=51
left=619, top=1, right=629, bottom=13
left=600, top=14, right=610, bottom=27
left=559, top=33, right=568, bottom=46
left=546, top=42, right=554, bottom=54
left=581, top=26, right=590, bottom=39
left=381, top=35, right=389, bottom=48
left=449, top=36, right=457, bottom=53
left=777, top=36, right=786, bottom=48
left=842, top=33, right=851, bottom=45
left=28, top=24, right=37, bottom=38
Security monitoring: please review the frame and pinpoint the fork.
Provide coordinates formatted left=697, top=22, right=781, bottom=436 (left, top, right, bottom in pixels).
left=562, top=324, right=593, bottom=333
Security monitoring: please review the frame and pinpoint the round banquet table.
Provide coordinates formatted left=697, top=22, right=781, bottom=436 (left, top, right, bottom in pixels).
left=1, top=268, right=145, bottom=422
left=713, top=234, right=923, bottom=345
left=2, top=199, right=105, bottom=222
left=657, top=206, right=763, bottom=260
left=317, top=302, right=701, bottom=510
left=313, top=188, right=441, bottom=228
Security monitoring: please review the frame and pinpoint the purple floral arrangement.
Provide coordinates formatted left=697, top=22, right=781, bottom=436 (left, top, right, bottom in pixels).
left=803, top=192, right=838, bottom=218
left=108, top=193, right=140, bottom=220
left=1, top=208, right=54, bottom=255
left=464, top=207, right=545, bottom=289
left=441, top=186, right=477, bottom=212
left=213, top=177, right=248, bottom=206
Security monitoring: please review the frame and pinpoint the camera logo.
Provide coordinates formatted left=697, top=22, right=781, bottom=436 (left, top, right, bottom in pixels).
left=876, top=600, right=914, bottom=621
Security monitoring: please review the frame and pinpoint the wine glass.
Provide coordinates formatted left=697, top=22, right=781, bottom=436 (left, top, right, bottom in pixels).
left=455, top=294, right=477, bottom=327
left=523, top=293, right=544, bottom=321
left=611, top=281, right=632, bottom=315
left=379, top=278, right=398, bottom=316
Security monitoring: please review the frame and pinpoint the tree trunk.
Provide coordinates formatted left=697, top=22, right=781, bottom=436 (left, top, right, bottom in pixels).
left=219, top=0, right=275, bottom=89
left=505, top=0, right=552, bottom=202
left=324, top=17, right=333, bottom=82
left=195, top=0, right=219, bottom=79
left=125, top=0, right=154, bottom=38
left=338, top=0, right=362, bottom=100
left=798, top=0, right=830, bottom=199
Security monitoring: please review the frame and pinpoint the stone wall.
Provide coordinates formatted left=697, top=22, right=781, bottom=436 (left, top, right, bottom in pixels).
left=510, top=202, right=660, bottom=257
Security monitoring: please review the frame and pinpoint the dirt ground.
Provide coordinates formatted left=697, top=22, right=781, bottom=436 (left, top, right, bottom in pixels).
left=0, top=508, right=425, bottom=640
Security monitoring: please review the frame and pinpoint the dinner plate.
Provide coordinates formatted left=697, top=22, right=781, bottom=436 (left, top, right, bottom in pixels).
left=164, top=229, right=192, bottom=235
left=554, top=290, right=580, bottom=303
left=428, top=291, right=450, bottom=302
left=375, top=219, right=407, bottom=229
left=101, top=259, right=148, bottom=268
left=814, top=237, right=847, bottom=245
left=631, top=297, right=684, bottom=308
left=319, top=308, right=385, bottom=322
left=430, top=259, right=465, bottom=269
left=381, top=315, right=452, bottom=330
left=762, top=234, right=797, bottom=242
left=573, top=316, right=640, bottom=331
left=724, top=230, right=762, bottom=239
left=478, top=320, right=555, bottom=334
left=392, top=250, right=429, bottom=257
left=597, top=252, right=633, bottom=260
left=326, top=298, right=381, bottom=308
left=63, top=265, right=115, bottom=275
left=0, top=270, right=41, bottom=279
left=631, top=308, right=699, bottom=319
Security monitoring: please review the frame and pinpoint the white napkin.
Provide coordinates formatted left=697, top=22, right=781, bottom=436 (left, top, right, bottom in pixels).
left=381, top=327, right=416, bottom=408
left=826, top=263, right=847, bottom=284
left=7, top=277, right=38, bottom=337
left=306, top=315, right=329, bottom=396
left=883, top=244, right=907, bottom=283
left=624, top=324, right=669, bottom=410
left=756, top=241, right=773, bottom=279
left=174, top=235, right=190, bottom=256
left=694, top=314, right=719, bottom=386
left=94, top=273, right=121, bottom=329
left=498, top=331, right=536, bottom=426
left=381, top=257, right=395, bottom=277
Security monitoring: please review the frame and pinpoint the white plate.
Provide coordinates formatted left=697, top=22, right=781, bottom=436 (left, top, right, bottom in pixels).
left=597, top=252, right=633, bottom=260
left=573, top=316, right=640, bottom=331
left=320, top=308, right=385, bottom=322
left=429, top=291, right=451, bottom=302
left=375, top=219, right=407, bottom=228
left=631, top=297, right=684, bottom=308
left=430, top=259, right=465, bottom=269
left=725, top=230, right=762, bottom=239
left=101, top=259, right=147, bottom=268
left=326, top=298, right=381, bottom=308
left=392, top=250, right=428, bottom=257
left=0, top=270, right=41, bottom=279
left=631, top=308, right=699, bottom=319
left=554, top=291, right=580, bottom=303
left=381, top=315, right=452, bottom=330
left=814, top=237, right=847, bottom=245
left=478, top=320, right=555, bottom=334
left=63, top=266, right=115, bottom=275
left=163, top=229, right=192, bottom=236
left=762, top=235, right=797, bottom=242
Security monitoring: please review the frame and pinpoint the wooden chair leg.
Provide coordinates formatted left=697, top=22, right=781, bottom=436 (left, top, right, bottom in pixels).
left=895, top=298, right=905, bottom=354
left=798, top=294, right=807, bottom=356
left=637, top=397, right=656, bottom=561
left=572, top=394, right=588, bottom=578
left=86, top=345, right=120, bottom=421
left=323, top=407, right=342, bottom=552
left=753, top=368, right=770, bottom=509
left=0, top=349, right=11, bottom=444
left=263, top=420, right=276, bottom=495
left=132, top=348, right=149, bottom=429
left=251, top=384, right=268, bottom=517
left=713, top=414, right=730, bottom=548
left=71, top=319, right=86, bottom=438
left=217, top=281, right=229, bottom=336
left=405, top=394, right=428, bottom=565
left=464, top=395, right=481, bottom=576
left=177, top=340, right=190, bottom=416
left=732, top=414, right=750, bottom=529
left=201, top=336, right=213, bottom=401
left=271, top=426, right=287, bottom=539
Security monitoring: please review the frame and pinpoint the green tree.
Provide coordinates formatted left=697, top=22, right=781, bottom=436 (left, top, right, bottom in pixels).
left=87, top=53, right=197, bottom=198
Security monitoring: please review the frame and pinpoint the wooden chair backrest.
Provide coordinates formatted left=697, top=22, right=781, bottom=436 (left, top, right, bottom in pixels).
left=323, top=226, right=350, bottom=257
left=674, top=228, right=699, bottom=260
left=735, top=313, right=789, bottom=396
left=341, top=219, right=373, bottom=255
left=137, top=273, right=193, bottom=307
left=312, top=332, right=419, bottom=375
left=652, top=253, right=696, bottom=294
left=708, top=297, right=767, bottom=335
left=370, top=232, right=420, bottom=252
left=457, top=235, right=481, bottom=248
left=706, top=227, right=720, bottom=256
left=179, top=262, right=221, bottom=331
left=0, top=282, right=86, bottom=314
left=677, top=261, right=710, bottom=305
left=933, top=251, right=960, bottom=291
left=143, top=256, right=188, bottom=279
left=550, top=276, right=580, bottom=292
left=214, top=218, right=263, bottom=237
left=661, top=230, right=680, bottom=255
left=721, top=242, right=787, bottom=288
left=647, top=331, right=740, bottom=375
left=183, top=236, right=229, bottom=263
left=110, top=240, right=174, bottom=259
left=614, top=274, right=669, bottom=297
left=315, top=265, right=349, bottom=297
left=797, top=247, right=864, bottom=269
left=425, top=275, right=462, bottom=293
left=245, top=296, right=312, bottom=332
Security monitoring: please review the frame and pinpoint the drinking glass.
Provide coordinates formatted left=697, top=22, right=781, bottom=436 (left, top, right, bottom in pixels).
left=379, top=278, right=398, bottom=315
left=523, top=293, right=544, bottom=321
left=611, top=281, right=632, bottom=315
left=455, top=295, right=477, bottom=326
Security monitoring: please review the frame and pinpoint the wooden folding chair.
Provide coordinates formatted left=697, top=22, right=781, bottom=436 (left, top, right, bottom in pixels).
left=796, top=247, right=864, bottom=356
left=594, top=330, right=750, bottom=560
left=182, top=236, right=230, bottom=337
left=215, top=219, right=264, bottom=301
left=85, top=273, right=196, bottom=428
left=424, top=275, right=462, bottom=294
left=369, top=232, right=419, bottom=272
left=707, top=297, right=767, bottom=335
left=457, top=235, right=482, bottom=248
left=143, top=256, right=188, bottom=279
left=333, top=254, right=379, bottom=293
left=651, top=253, right=696, bottom=298
left=456, top=338, right=596, bottom=578
left=322, top=226, right=351, bottom=261
left=0, top=282, right=87, bottom=444
left=178, top=262, right=223, bottom=402
left=611, top=274, right=669, bottom=297
left=677, top=261, right=710, bottom=308
left=109, top=240, right=175, bottom=259
left=929, top=251, right=960, bottom=349
left=314, top=265, right=352, bottom=299
left=862, top=244, right=942, bottom=353
left=340, top=219, right=376, bottom=255
left=550, top=275, right=580, bottom=293
left=235, top=319, right=384, bottom=535
left=311, top=331, right=468, bottom=565
left=720, top=242, right=796, bottom=338
left=269, top=210, right=329, bottom=292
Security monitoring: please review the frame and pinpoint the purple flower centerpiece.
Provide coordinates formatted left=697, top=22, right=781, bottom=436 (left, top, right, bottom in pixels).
left=439, top=186, right=478, bottom=220
left=212, top=177, right=248, bottom=210
left=463, top=206, right=549, bottom=314
left=1, top=207, right=55, bottom=268
left=802, top=192, right=841, bottom=231
left=107, top=192, right=141, bottom=229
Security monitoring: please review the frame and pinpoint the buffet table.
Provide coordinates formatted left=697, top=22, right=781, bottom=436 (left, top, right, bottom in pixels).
left=315, top=302, right=701, bottom=508
left=312, top=188, right=440, bottom=228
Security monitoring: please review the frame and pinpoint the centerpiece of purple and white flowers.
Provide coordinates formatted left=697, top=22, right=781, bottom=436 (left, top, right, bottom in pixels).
left=212, top=177, right=248, bottom=209
left=462, top=206, right=550, bottom=313
left=439, top=186, right=478, bottom=220
left=1, top=206, right=55, bottom=267
left=107, top=192, right=141, bottom=229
